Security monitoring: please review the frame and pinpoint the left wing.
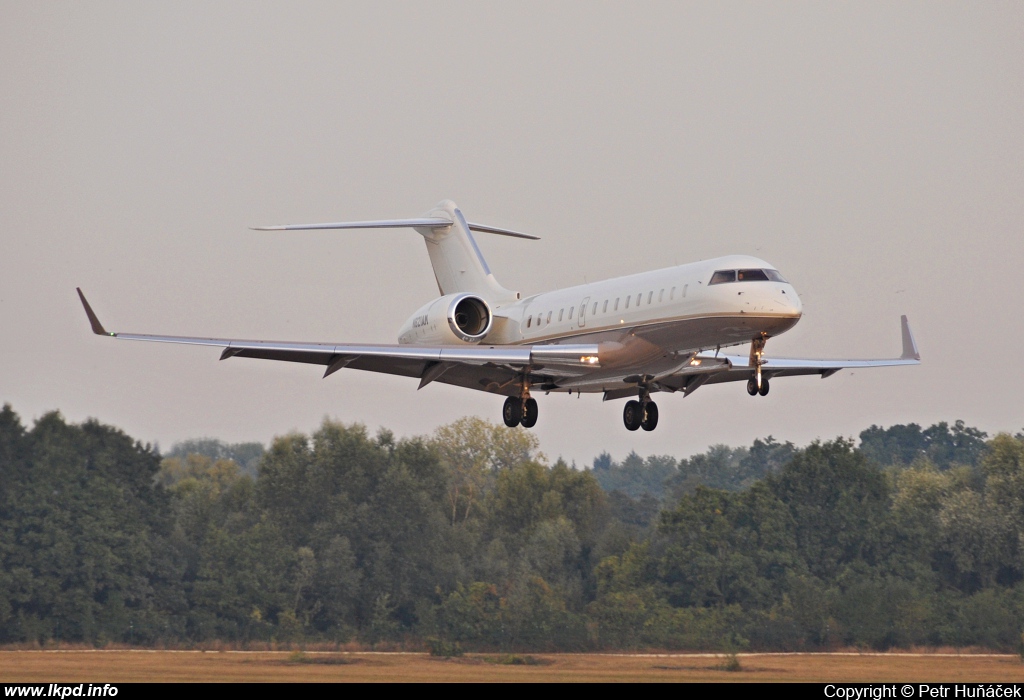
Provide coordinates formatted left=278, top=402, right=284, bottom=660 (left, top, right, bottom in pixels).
left=76, top=289, right=598, bottom=396
left=647, top=315, right=920, bottom=397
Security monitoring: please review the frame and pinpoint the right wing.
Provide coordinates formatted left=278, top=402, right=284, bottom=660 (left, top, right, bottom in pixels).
left=76, top=289, right=596, bottom=396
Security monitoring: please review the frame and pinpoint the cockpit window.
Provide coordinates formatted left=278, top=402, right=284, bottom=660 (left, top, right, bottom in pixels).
left=709, top=268, right=788, bottom=285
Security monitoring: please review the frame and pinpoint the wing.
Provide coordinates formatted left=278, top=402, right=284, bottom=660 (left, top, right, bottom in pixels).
left=632, top=316, right=920, bottom=398
left=76, top=289, right=597, bottom=397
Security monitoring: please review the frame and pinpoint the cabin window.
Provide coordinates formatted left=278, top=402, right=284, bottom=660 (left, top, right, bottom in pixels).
left=614, top=298, right=620, bottom=311
left=568, top=306, right=574, bottom=319
left=670, top=287, right=676, bottom=300
left=659, top=289, right=664, bottom=302
left=526, top=316, right=532, bottom=328
left=647, top=291, right=653, bottom=304
left=624, top=295, right=630, bottom=309
left=558, top=309, right=564, bottom=322
left=592, top=302, right=598, bottom=315
left=546, top=311, right=552, bottom=324
left=602, top=300, right=608, bottom=313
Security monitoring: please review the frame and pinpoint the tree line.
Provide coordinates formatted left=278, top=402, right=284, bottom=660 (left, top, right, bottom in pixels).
left=1, top=402, right=1022, bottom=651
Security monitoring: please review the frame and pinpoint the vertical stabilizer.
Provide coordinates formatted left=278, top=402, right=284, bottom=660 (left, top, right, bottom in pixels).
left=415, top=201, right=519, bottom=304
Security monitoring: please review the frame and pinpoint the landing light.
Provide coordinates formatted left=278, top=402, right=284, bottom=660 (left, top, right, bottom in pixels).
left=581, top=356, right=599, bottom=365
left=690, top=358, right=702, bottom=366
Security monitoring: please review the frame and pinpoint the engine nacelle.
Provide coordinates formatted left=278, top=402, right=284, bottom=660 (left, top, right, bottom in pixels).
left=398, top=293, right=493, bottom=345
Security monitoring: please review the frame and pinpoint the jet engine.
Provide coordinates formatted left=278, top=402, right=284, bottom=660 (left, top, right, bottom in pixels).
left=398, top=293, right=493, bottom=345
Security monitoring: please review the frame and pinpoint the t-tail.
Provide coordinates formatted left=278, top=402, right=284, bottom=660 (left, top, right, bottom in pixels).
left=253, top=199, right=533, bottom=305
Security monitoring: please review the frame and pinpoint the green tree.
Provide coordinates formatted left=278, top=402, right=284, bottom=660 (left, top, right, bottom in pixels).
left=0, top=410, right=174, bottom=643
left=657, top=483, right=797, bottom=609
left=430, top=417, right=540, bottom=524
left=165, top=438, right=265, bottom=476
left=767, top=439, right=889, bottom=580
left=860, top=420, right=988, bottom=469
left=591, top=451, right=678, bottom=499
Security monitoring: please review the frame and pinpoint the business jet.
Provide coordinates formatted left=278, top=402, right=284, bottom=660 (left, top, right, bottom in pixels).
left=77, top=200, right=919, bottom=431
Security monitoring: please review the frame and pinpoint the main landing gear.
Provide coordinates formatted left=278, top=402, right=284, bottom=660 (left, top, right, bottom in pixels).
left=623, top=386, right=659, bottom=432
left=503, top=395, right=538, bottom=429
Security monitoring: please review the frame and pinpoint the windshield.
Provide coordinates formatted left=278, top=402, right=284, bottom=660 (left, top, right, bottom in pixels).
left=709, top=268, right=788, bottom=285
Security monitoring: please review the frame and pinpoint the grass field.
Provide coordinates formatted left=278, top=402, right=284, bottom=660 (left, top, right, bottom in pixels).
left=2, top=651, right=1024, bottom=682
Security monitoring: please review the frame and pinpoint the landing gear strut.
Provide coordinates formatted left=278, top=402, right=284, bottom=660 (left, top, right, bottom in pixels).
left=623, top=386, right=659, bottom=431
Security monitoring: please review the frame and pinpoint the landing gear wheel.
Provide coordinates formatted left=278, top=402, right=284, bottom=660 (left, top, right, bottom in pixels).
left=623, top=400, right=643, bottom=431
left=503, top=396, right=523, bottom=427
left=747, top=377, right=758, bottom=396
left=641, top=401, right=659, bottom=431
left=521, top=398, right=539, bottom=428
left=758, top=378, right=770, bottom=397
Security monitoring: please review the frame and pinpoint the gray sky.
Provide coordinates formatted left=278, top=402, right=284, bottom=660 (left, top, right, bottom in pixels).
left=2, top=2, right=1022, bottom=466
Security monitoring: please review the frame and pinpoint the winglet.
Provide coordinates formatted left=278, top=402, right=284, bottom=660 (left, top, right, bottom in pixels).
left=900, top=315, right=920, bottom=361
left=76, top=288, right=112, bottom=336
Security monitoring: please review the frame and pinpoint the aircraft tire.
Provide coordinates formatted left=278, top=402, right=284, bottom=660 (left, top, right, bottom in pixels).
left=641, top=401, right=659, bottom=431
left=747, top=377, right=758, bottom=396
left=503, top=396, right=523, bottom=427
left=623, top=400, right=643, bottom=431
left=521, top=398, right=539, bottom=429
left=758, top=378, right=770, bottom=397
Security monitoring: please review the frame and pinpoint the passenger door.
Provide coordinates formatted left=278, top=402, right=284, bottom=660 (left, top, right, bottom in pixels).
left=579, top=296, right=590, bottom=328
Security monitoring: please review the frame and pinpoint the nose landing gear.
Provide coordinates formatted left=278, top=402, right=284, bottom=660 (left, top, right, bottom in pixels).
left=747, top=376, right=770, bottom=396
left=747, top=334, right=771, bottom=397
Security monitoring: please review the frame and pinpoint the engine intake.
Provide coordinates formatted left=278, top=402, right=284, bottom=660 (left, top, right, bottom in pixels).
left=449, top=295, right=491, bottom=341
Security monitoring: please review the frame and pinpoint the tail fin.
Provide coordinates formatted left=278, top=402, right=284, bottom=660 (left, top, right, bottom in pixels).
left=253, top=200, right=530, bottom=304
left=414, top=200, right=520, bottom=302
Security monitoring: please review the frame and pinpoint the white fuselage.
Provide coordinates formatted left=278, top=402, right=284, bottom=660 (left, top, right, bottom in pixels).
left=398, top=254, right=802, bottom=393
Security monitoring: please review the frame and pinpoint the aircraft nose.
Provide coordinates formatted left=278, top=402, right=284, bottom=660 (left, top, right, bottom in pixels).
left=783, top=286, right=803, bottom=317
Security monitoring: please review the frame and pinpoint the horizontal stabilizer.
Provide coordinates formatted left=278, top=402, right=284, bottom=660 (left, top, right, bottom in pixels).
left=253, top=218, right=539, bottom=240
left=465, top=223, right=539, bottom=240
left=252, top=218, right=453, bottom=231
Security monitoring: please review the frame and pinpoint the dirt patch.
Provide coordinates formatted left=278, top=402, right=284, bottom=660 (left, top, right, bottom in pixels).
left=2, top=650, right=1022, bottom=683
